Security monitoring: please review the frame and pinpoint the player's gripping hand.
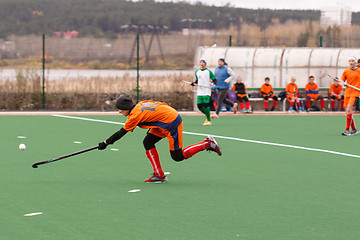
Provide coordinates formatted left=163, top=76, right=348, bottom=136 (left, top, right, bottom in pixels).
left=98, top=141, right=108, bottom=150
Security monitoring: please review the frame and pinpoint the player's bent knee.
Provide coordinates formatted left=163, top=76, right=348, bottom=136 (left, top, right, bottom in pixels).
left=318, top=96, right=324, bottom=100
left=306, top=96, right=311, bottom=99
left=143, top=133, right=162, bottom=150
left=143, top=138, right=155, bottom=150
left=170, top=149, right=185, bottom=162
left=273, top=96, right=278, bottom=101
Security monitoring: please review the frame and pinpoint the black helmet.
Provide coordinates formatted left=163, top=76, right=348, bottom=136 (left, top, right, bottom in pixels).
left=115, top=93, right=135, bottom=110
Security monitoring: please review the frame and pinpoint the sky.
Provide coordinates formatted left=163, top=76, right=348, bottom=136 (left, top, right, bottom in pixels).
left=156, top=0, right=358, bottom=12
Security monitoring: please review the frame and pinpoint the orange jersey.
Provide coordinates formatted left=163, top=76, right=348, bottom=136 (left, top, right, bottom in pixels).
left=124, top=100, right=180, bottom=132
left=285, top=83, right=299, bottom=96
left=260, top=84, right=273, bottom=96
left=305, top=83, right=319, bottom=95
left=232, top=83, right=247, bottom=97
left=124, top=100, right=183, bottom=150
left=329, top=84, right=343, bottom=96
left=341, top=67, right=360, bottom=97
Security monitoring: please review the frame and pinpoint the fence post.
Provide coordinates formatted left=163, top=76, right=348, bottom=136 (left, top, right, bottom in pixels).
left=229, top=35, right=232, bottom=46
left=319, top=36, right=323, bottom=47
left=136, top=34, right=140, bottom=103
left=42, top=34, right=46, bottom=110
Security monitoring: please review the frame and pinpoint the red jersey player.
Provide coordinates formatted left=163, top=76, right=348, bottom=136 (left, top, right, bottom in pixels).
left=305, top=76, right=325, bottom=111
left=260, top=77, right=278, bottom=111
left=340, top=56, right=360, bottom=135
left=329, top=80, right=344, bottom=111
left=98, top=93, right=222, bottom=183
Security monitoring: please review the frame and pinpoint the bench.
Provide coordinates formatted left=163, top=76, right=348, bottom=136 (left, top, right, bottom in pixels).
left=244, top=88, right=332, bottom=111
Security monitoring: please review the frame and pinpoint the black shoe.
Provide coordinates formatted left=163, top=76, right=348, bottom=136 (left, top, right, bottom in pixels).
left=265, top=109, right=269, bottom=112
left=332, top=108, right=336, bottom=112
left=270, top=107, right=275, bottom=111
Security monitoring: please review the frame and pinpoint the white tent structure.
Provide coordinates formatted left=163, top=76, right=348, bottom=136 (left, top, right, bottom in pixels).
left=194, top=47, right=360, bottom=88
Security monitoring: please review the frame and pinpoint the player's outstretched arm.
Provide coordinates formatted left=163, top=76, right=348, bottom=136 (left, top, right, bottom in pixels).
left=224, top=67, right=236, bottom=84
left=98, top=128, right=128, bottom=150
left=329, top=75, right=349, bottom=86
left=181, top=77, right=198, bottom=87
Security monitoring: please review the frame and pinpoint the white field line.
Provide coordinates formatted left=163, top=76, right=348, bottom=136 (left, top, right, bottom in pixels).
left=53, top=114, right=125, bottom=125
left=52, top=115, right=360, bottom=159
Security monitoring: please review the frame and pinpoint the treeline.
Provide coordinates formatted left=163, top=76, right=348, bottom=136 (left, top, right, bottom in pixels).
left=0, top=0, right=321, bottom=38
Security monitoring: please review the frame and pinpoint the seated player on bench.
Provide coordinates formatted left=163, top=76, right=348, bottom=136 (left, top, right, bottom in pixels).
left=305, top=76, right=325, bottom=111
left=232, top=77, right=252, bottom=113
left=260, top=77, right=278, bottom=111
left=329, top=79, right=344, bottom=111
left=285, top=76, right=302, bottom=112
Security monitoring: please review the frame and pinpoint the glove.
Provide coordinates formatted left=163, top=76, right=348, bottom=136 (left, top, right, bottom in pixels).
left=224, top=79, right=230, bottom=84
left=98, top=141, right=108, bottom=150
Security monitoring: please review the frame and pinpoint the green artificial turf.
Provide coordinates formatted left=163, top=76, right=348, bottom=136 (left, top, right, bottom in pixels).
left=1, top=114, right=360, bottom=240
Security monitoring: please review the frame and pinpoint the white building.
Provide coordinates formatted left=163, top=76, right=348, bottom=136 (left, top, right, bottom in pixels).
left=195, top=46, right=360, bottom=88
left=320, top=5, right=352, bottom=26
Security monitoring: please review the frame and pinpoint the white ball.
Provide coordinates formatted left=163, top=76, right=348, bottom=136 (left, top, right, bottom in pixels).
left=19, top=143, right=26, bottom=150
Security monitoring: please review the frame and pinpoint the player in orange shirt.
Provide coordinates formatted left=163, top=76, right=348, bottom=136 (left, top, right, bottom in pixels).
left=305, top=76, right=325, bottom=111
left=329, top=80, right=344, bottom=111
left=260, top=77, right=278, bottom=111
left=340, top=56, right=360, bottom=135
left=97, top=93, right=222, bottom=183
left=285, top=76, right=302, bottom=112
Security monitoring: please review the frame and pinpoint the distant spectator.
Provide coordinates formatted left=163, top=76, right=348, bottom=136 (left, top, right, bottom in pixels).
left=329, top=79, right=344, bottom=111
left=305, top=76, right=325, bottom=111
left=232, top=77, right=252, bottom=113
left=260, top=77, right=278, bottom=111
left=213, top=58, right=237, bottom=117
left=285, top=76, right=302, bottom=112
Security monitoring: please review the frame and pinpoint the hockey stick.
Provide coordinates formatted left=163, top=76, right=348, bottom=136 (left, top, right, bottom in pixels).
left=328, top=74, right=360, bottom=92
left=180, top=77, right=211, bottom=89
left=32, top=146, right=98, bottom=168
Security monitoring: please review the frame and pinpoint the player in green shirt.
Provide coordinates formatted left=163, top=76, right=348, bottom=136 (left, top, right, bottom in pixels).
left=192, top=58, right=216, bottom=125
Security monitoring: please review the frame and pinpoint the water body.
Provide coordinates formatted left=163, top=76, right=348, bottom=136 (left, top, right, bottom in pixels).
left=0, top=69, right=194, bottom=81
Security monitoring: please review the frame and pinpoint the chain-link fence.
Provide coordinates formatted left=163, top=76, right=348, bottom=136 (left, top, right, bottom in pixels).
left=2, top=26, right=360, bottom=111
left=0, top=33, right=228, bottom=111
